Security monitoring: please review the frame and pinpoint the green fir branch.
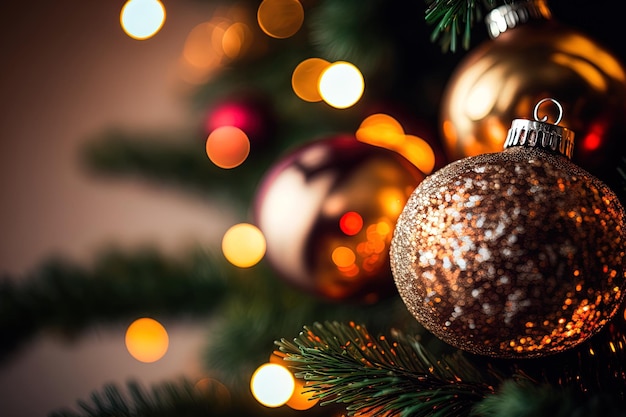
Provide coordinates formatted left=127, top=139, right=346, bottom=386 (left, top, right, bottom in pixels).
left=204, top=270, right=419, bottom=387
left=0, top=247, right=229, bottom=361
left=81, top=129, right=271, bottom=205
left=425, top=0, right=499, bottom=52
left=276, top=321, right=497, bottom=417
left=472, top=379, right=626, bottom=417
left=49, top=378, right=242, bottom=417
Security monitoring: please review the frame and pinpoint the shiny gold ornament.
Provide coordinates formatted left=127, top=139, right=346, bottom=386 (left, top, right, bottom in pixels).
left=254, top=134, right=424, bottom=302
left=391, top=99, right=626, bottom=358
left=440, top=1, right=626, bottom=180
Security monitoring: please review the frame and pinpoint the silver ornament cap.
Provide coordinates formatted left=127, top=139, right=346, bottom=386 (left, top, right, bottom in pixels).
left=503, top=97, right=575, bottom=159
left=485, top=0, right=552, bottom=39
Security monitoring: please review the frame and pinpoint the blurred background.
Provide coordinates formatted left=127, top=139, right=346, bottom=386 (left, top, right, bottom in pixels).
left=1, top=0, right=625, bottom=416
left=0, top=1, right=224, bottom=415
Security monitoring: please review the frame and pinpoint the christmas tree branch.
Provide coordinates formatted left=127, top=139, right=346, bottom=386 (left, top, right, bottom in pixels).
left=0, top=248, right=228, bottom=361
left=49, top=378, right=247, bottom=417
left=425, top=0, right=499, bottom=52
left=81, top=129, right=267, bottom=204
left=276, top=322, right=497, bottom=417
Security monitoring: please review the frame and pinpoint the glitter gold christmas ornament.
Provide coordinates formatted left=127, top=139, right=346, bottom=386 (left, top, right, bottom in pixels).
left=254, top=134, right=424, bottom=303
left=440, top=0, right=626, bottom=182
left=391, top=98, right=626, bottom=358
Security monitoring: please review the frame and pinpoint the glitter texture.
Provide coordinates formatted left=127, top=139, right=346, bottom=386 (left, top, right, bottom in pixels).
left=390, top=146, right=626, bottom=358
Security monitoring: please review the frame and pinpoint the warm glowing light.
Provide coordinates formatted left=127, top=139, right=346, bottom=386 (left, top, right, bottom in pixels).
left=268, top=352, right=319, bottom=410
left=318, top=61, right=365, bottom=109
left=287, top=378, right=318, bottom=410
left=222, top=22, right=254, bottom=59
left=339, top=211, right=363, bottom=235
left=125, top=318, right=169, bottom=363
left=378, top=188, right=406, bottom=217
left=222, top=223, right=266, bottom=268
left=250, top=363, right=295, bottom=407
left=397, top=135, right=436, bottom=174
left=356, top=113, right=405, bottom=148
left=206, top=126, right=250, bottom=169
left=120, top=0, right=166, bottom=40
left=356, top=114, right=435, bottom=173
left=194, top=378, right=231, bottom=406
left=257, top=0, right=304, bottom=39
left=292, top=58, right=331, bottom=102
left=332, top=246, right=356, bottom=268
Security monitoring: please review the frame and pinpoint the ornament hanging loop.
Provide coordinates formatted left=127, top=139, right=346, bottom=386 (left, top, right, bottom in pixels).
left=533, top=98, right=563, bottom=125
left=504, top=97, right=574, bottom=159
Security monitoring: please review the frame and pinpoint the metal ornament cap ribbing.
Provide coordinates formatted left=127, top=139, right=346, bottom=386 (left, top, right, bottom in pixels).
left=503, top=98, right=575, bottom=159
left=485, top=0, right=552, bottom=39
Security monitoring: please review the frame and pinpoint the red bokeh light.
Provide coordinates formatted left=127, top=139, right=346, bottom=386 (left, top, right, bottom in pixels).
left=339, top=211, right=363, bottom=236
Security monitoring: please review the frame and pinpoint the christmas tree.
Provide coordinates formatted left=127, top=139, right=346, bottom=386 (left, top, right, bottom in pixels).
left=1, top=0, right=625, bottom=416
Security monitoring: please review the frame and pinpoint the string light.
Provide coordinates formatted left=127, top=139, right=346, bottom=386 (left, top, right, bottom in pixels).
left=339, top=211, right=363, bottom=236
left=222, top=223, right=266, bottom=268
left=291, top=58, right=330, bottom=102
left=125, top=318, right=169, bottom=363
left=318, top=61, right=365, bottom=109
left=356, top=113, right=405, bottom=148
left=398, top=135, right=436, bottom=174
left=257, top=0, right=304, bottom=39
left=250, top=363, right=295, bottom=407
left=206, top=126, right=250, bottom=169
left=356, top=114, right=436, bottom=174
left=120, top=0, right=166, bottom=40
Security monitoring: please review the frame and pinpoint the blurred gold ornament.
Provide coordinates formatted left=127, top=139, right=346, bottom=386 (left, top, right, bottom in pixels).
left=254, top=134, right=424, bottom=302
left=391, top=99, right=626, bottom=358
left=440, top=0, right=626, bottom=180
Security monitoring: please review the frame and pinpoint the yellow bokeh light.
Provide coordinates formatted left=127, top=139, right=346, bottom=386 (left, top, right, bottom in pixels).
left=125, top=318, right=169, bottom=363
left=269, top=351, right=319, bottom=410
left=292, top=58, right=331, bottom=102
left=356, top=113, right=405, bottom=148
left=206, top=126, right=251, bottom=169
left=257, top=0, right=304, bottom=39
left=287, top=377, right=319, bottom=410
left=222, top=22, right=254, bottom=59
left=250, top=363, right=295, bottom=407
left=332, top=246, right=356, bottom=268
left=397, top=135, right=436, bottom=174
left=318, top=61, right=365, bottom=109
left=222, top=223, right=266, bottom=268
left=120, top=0, right=166, bottom=40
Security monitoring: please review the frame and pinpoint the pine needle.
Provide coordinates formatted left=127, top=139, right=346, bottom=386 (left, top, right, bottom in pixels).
left=276, top=321, right=496, bottom=417
left=425, top=0, right=499, bottom=52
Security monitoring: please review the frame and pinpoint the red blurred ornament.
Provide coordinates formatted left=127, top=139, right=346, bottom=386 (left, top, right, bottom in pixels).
left=204, top=93, right=275, bottom=146
left=254, top=134, right=425, bottom=303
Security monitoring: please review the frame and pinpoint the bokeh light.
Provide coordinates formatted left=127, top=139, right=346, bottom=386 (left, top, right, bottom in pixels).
left=339, top=211, right=363, bottom=236
left=250, top=363, right=295, bottom=407
left=206, top=126, right=250, bottom=169
left=332, top=246, right=356, bottom=268
left=356, top=114, right=435, bottom=174
left=194, top=377, right=231, bottom=407
left=180, top=21, right=226, bottom=84
left=222, top=223, right=266, bottom=268
left=397, top=135, right=436, bottom=174
left=356, top=113, right=405, bottom=148
left=222, top=22, right=254, bottom=59
left=125, top=318, right=169, bottom=363
left=120, top=0, right=166, bottom=40
left=257, top=0, right=304, bottom=39
left=291, top=58, right=331, bottom=102
left=318, top=61, right=365, bottom=109
left=269, top=351, right=319, bottom=410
